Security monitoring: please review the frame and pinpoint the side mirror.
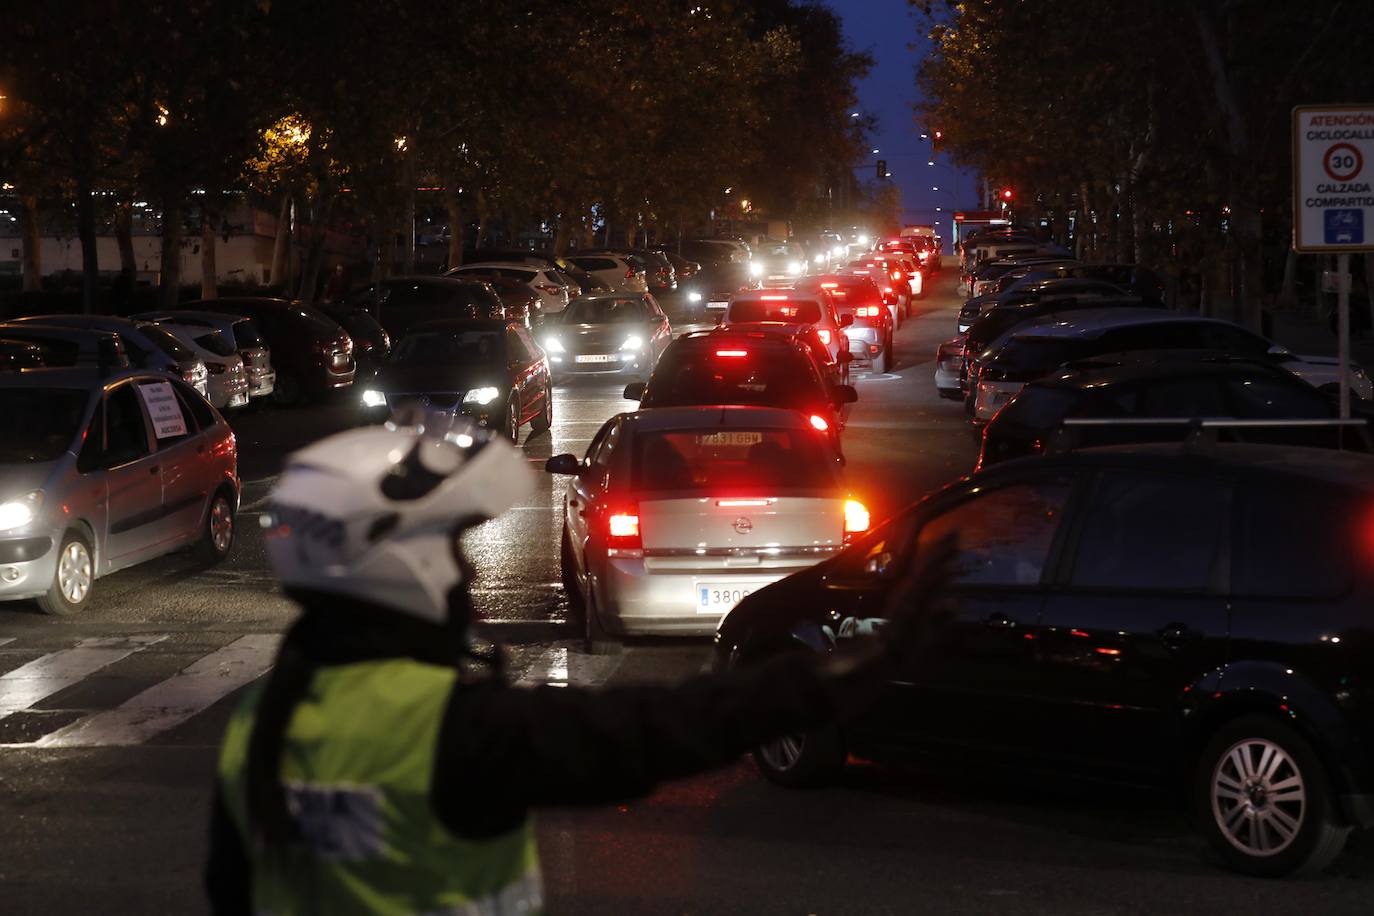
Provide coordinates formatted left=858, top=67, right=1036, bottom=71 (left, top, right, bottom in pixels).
left=839, top=313, right=854, bottom=328
left=834, top=384, right=858, bottom=406
left=623, top=381, right=645, bottom=401
left=545, top=453, right=582, bottom=475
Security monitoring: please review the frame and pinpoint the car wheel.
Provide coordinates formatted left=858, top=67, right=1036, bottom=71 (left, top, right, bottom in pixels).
left=1196, top=715, right=1350, bottom=877
left=272, top=371, right=303, bottom=407
left=753, top=722, right=846, bottom=788
left=38, top=532, right=94, bottom=616
left=873, top=344, right=889, bottom=374
left=194, top=489, right=236, bottom=565
left=531, top=387, right=553, bottom=433
left=560, top=525, right=585, bottom=618
left=583, top=588, right=622, bottom=656
left=504, top=397, right=520, bottom=443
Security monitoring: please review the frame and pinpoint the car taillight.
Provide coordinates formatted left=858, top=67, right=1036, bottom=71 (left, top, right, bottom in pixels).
left=844, top=499, right=870, bottom=541
left=891, top=270, right=902, bottom=282
left=809, top=414, right=829, bottom=432
left=717, top=498, right=774, bottom=508
left=715, top=349, right=748, bottom=358
left=821, top=282, right=839, bottom=290
left=883, top=286, right=894, bottom=295
left=625, top=268, right=636, bottom=279
left=607, top=508, right=642, bottom=556
left=817, top=329, right=832, bottom=345
left=760, top=294, right=789, bottom=301
left=535, top=283, right=562, bottom=295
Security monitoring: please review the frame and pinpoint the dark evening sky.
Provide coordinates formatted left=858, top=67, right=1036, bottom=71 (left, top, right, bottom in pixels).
left=823, top=0, right=979, bottom=233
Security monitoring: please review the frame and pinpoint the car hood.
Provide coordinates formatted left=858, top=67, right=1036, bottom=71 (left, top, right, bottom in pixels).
left=0, top=461, right=61, bottom=501
left=557, top=323, right=650, bottom=349
left=375, top=364, right=506, bottom=393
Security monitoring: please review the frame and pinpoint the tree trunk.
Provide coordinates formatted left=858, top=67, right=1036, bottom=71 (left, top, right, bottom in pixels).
left=444, top=185, right=463, bottom=269
left=159, top=195, right=184, bottom=309
left=18, top=194, right=42, bottom=293
left=75, top=176, right=100, bottom=314
left=552, top=216, right=572, bottom=257
left=297, top=191, right=335, bottom=305
left=115, top=199, right=137, bottom=282
left=271, top=194, right=291, bottom=290
left=200, top=206, right=218, bottom=299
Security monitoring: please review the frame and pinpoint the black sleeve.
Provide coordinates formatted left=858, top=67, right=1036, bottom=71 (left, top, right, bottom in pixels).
left=204, top=787, right=252, bottom=915
left=432, top=651, right=850, bottom=840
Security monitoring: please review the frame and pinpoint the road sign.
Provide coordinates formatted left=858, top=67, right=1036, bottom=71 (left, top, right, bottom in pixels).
left=1292, top=105, right=1374, bottom=252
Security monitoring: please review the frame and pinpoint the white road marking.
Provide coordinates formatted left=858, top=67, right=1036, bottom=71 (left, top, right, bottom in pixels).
left=35, top=634, right=281, bottom=747
left=515, top=646, right=622, bottom=689
left=0, top=635, right=166, bottom=719
left=0, top=637, right=15, bottom=648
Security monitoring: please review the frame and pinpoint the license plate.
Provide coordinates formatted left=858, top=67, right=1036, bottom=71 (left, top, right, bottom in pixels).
left=575, top=354, right=615, bottom=363
left=697, top=431, right=763, bottom=447
left=697, top=582, right=767, bottom=614
left=708, top=301, right=728, bottom=310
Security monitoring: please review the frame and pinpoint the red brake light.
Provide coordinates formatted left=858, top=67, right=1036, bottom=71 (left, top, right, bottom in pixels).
left=760, top=294, right=789, bottom=301
left=891, top=270, right=902, bottom=281
left=883, top=286, right=894, bottom=294
left=809, top=414, right=829, bottom=432
left=843, top=499, right=870, bottom=541
left=856, top=305, right=879, bottom=318
left=817, top=329, right=832, bottom=345
left=820, top=282, right=839, bottom=289
left=625, top=268, right=635, bottom=279
left=715, top=349, right=749, bottom=358
left=716, top=498, right=774, bottom=508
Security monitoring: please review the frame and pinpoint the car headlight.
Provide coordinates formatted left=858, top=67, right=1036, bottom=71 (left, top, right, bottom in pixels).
left=0, top=492, right=42, bottom=532
left=621, top=335, right=644, bottom=351
left=749, top=263, right=763, bottom=277
left=789, top=261, right=804, bottom=275
left=543, top=337, right=565, bottom=353
left=463, top=386, right=501, bottom=406
left=361, top=388, right=387, bottom=408
left=687, top=292, right=702, bottom=303
left=857, top=234, right=870, bottom=246
left=813, top=253, right=826, bottom=264
left=831, top=246, right=844, bottom=257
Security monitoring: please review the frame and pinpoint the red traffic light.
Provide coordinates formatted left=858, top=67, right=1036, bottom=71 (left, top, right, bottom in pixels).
left=1000, top=188, right=1014, bottom=201
left=933, top=130, right=943, bottom=140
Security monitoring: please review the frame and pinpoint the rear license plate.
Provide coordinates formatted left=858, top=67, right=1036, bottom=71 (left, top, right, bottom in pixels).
left=697, top=582, right=768, bottom=614
left=697, top=431, right=763, bottom=447
left=708, top=301, right=728, bottom=310
left=575, top=354, right=616, bottom=364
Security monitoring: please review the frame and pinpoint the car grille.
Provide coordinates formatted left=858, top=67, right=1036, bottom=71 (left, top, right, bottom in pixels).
left=387, top=392, right=464, bottom=411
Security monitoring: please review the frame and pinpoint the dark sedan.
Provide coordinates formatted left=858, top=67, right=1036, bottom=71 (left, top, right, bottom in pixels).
left=539, top=293, right=672, bottom=382
left=316, top=302, right=392, bottom=380
left=342, top=277, right=506, bottom=339
left=716, top=442, right=1374, bottom=878
left=357, top=319, right=552, bottom=442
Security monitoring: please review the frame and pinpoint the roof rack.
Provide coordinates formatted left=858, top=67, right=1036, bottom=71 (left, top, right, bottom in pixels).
left=1047, top=417, right=1372, bottom=456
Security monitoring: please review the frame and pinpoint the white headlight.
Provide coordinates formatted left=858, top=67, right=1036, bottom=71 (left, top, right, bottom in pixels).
left=831, top=246, right=844, bottom=257
left=621, top=336, right=644, bottom=351
left=687, top=292, right=702, bottom=303
left=857, top=234, right=870, bottom=246
left=543, top=337, right=565, bottom=353
left=789, top=261, right=804, bottom=275
left=463, top=386, right=501, bottom=406
left=813, top=253, right=826, bottom=264
left=749, top=263, right=763, bottom=277
left=361, top=388, right=387, bottom=408
left=0, top=492, right=41, bottom=532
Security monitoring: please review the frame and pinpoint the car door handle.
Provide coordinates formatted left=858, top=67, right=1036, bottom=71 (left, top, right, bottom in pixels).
left=984, top=612, right=1018, bottom=629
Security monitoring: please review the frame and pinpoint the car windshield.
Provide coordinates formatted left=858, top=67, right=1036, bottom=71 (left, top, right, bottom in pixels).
left=390, top=330, right=504, bottom=367
left=632, top=428, right=838, bottom=492
left=138, top=323, right=195, bottom=361
left=232, top=320, right=265, bottom=349
left=0, top=388, right=91, bottom=464
left=645, top=346, right=821, bottom=410
left=728, top=300, right=822, bottom=324
left=563, top=298, right=648, bottom=323
left=192, top=330, right=237, bottom=358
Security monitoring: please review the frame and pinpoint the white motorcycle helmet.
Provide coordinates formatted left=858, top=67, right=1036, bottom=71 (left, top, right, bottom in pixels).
left=262, top=419, right=533, bottom=623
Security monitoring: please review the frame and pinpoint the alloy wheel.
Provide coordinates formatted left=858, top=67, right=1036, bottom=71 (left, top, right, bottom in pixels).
left=1211, top=738, right=1307, bottom=857
left=758, top=734, right=805, bottom=772
left=210, top=497, right=234, bottom=554
left=58, top=541, right=93, bottom=605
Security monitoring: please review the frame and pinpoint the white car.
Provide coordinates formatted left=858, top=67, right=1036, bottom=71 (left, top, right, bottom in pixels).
left=158, top=323, right=250, bottom=411
left=934, top=336, right=965, bottom=399
left=546, top=406, right=870, bottom=649
left=135, top=310, right=275, bottom=401
left=449, top=262, right=572, bottom=315
left=971, top=308, right=1374, bottom=423
left=565, top=254, right=649, bottom=294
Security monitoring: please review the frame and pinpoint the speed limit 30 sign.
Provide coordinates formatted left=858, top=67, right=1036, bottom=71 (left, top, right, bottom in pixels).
left=1293, top=105, right=1374, bottom=251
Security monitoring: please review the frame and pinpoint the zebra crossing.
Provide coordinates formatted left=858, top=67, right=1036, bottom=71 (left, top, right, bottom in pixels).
left=0, top=629, right=709, bottom=749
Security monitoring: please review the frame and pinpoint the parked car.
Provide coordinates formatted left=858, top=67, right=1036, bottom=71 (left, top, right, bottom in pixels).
left=546, top=405, right=865, bottom=650
left=478, top=276, right=545, bottom=327
left=0, top=367, right=238, bottom=614
left=448, top=262, right=573, bottom=314
left=605, top=249, right=677, bottom=292
left=358, top=319, right=552, bottom=442
left=184, top=298, right=354, bottom=406
left=716, top=441, right=1374, bottom=877
left=133, top=310, right=275, bottom=402
left=564, top=254, right=649, bottom=295
left=0, top=325, right=130, bottom=372
left=6, top=315, right=208, bottom=399
left=459, top=250, right=608, bottom=296
left=540, top=293, right=672, bottom=382
left=156, top=323, right=250, bottom=412
left=977, top=351, right=1370, bottom=468
left=0, top=338, right=50, bottom=371
left=314, top=302, right=391, bottom=380
left=343, top=276, right=506, bottom=339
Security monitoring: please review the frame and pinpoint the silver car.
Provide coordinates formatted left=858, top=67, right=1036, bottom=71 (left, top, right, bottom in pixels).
left=546, top=406, right=869, bottom=648
left=0, top=368, right=239, bottom=615
left=159, top=323, right=250, bottom=411
left=135, top=310, right=276, bottom=400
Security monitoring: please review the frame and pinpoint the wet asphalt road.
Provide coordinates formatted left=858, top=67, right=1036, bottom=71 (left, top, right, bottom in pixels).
left=2, top=270, right=1371, bottom=914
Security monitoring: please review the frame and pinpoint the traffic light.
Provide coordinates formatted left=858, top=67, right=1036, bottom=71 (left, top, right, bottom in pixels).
left=931, top=129, right=944, bottom=153
left=875, top=159, right=887, bottom=179
left=1000, top=188, right=1014, bottom=202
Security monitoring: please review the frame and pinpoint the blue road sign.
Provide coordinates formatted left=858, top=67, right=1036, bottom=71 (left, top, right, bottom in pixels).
left=1325, top=209, right=1364, bottom=245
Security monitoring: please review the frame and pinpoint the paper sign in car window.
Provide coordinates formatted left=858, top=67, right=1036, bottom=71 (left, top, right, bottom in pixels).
left=137, top=381, right=189, bottom=439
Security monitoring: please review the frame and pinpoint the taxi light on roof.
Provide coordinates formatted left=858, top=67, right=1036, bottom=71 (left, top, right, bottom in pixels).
left=809, top=414, right=830, bottom=432
left=844, top=499, right=871, bottom=538
left=715, top=349, right=749, bottom=357
left=716, top=498, right=774, bottom=508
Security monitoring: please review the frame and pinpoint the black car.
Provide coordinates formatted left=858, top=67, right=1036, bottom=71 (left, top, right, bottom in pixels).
left=978, top=351, right=1369, bottom=468
left=316, top=302, right=392, bottom=379
left=716, top=442, right=1374, bottom=877
left=358, top=319, right=552, bottom=441
left=342, top=277, right=506, bottom=339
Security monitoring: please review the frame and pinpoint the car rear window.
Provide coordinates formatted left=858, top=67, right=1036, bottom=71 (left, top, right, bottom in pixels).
left=0, top=387, right=92, bottom=464
left=569, top=257, right=618, bottom=272
left=191, top=330, right=237, bottom=358
left=231, top=319, right=265, bottom=349
left=999, top=386, right=1083, bottom=428
left=728, top=299, right=822, bottom=324
left=632, top=428, right=837, bottom=492
left=138, top=323, right=195, bottom=361
left=644, top=345, right=822, bottom=411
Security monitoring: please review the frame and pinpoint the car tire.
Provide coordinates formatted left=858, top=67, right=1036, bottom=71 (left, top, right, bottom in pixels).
left=1195, top=715, right=1350, bottom=877
left=504, top=397, right=521, bottom=443
left=753, top=721, right=847, bottom=788
left=583, top=588, right=622, bottom=656
left=873, top=344, right=889, bottom=375
left=272, top=371, right=304, bottom=407
left=38, top=531, right=94, bottom=616
left=560, top=525, right=585, bottom=618
left=530, top=387, right=553, bottom=433
left=194, top=488, right=236, bottom=565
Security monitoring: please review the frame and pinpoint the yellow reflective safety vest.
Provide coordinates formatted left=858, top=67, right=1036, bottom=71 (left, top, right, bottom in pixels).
left=217, top=658, right=542, bottom=915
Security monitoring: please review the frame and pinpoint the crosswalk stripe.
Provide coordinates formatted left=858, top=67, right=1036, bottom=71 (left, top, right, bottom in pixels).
left=0, top=635, right=166, bottom=719
left=515, top=646, right=623, bottom=689
left=0, top=637, right=15, bottom=648
left=34, top=634, right=281, bottom=748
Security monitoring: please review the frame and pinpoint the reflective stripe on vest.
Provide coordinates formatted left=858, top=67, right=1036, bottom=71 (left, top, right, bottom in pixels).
left=217, top=658, right=542, bottom=915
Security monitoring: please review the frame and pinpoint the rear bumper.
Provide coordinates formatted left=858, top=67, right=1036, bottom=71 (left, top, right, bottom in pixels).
left=975, top=381, right=1023, bottom=421
left=247, top=368, right=276, bottom=398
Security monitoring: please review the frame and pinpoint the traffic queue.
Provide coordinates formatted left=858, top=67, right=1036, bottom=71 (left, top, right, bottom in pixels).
left=3, top=224, right=1374, bottom=880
